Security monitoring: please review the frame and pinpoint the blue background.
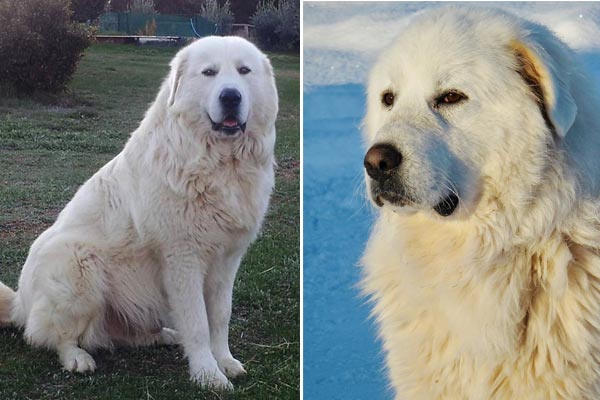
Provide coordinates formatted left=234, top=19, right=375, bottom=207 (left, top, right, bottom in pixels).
left=303, top=84, right=391, bottom=399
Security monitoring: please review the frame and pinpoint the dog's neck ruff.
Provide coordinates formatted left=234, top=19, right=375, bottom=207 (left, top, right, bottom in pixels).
left=128, top=97, right=275, bottom=200
left=362, top=164, right=600, bottom=398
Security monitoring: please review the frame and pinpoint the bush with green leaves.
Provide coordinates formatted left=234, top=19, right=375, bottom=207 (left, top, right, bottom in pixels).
left=201, top=0, right=234, bottom=35
left=275, top=0, right=299, bottom=51
left=0, top=0, right=91, bottom=93
left=251, top=1, right=278, bottom=50
left=251, top=0, right=299, bottom=51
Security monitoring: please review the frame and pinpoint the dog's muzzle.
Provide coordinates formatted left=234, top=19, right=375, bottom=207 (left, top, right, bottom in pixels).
left=364, top=143, right=459, bottom=216
left=364, top=143, right=403, bottom=206
left=211, top=117, right=247, bottom=135
left=211, top=88, right=247, bottom=135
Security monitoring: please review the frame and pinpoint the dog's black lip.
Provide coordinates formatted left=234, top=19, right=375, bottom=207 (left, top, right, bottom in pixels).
left=371, top=186, right=412, bottom=208
left=372, top=183, right=459, bottom=216
left=209, top=115, right=247, bottom=135
left=433, top=193, right=459, bottom=217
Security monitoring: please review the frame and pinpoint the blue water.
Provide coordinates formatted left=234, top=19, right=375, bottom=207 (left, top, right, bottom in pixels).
left=303, top=84, right=391, bottom=400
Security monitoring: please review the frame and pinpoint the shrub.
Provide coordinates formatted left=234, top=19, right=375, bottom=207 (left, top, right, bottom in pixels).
left=201, top=0, right=234, bottom=35
left=275, top=0, right=299, bottom=51
left=128, top=0, right=156, bottom=14
left=251, top=1, right=278, bottom=50
left=251, top=0, right=299, bottom=51
left=71, top=0, right=108, bottom=22
left=108, top=0, right=133, bottom=12
left=0, top=0, right=91, bottom=94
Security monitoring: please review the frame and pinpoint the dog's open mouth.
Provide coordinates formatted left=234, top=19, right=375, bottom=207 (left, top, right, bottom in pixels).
left=433, top=193, right=459, bottom=217
left=211, top=116, right=247, bottom=135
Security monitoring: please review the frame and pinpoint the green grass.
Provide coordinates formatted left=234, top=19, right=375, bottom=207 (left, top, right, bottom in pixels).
left=0, top=43, right=299, bottom=399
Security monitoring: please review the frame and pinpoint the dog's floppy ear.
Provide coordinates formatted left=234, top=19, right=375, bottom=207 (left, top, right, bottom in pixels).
left=263, top=55, right=275, bottom=78
left=167, top=52, right=187, bottom=108
left=509, top=39, right=577, bottom=138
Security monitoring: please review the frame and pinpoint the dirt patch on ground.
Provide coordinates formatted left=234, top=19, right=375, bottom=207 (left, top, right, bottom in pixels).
left=277, top=158, right=299, bottom=180
left=0, top=90, right=94, bottom=118
left=0, top=220, right=44, bottom=240
left=0, top=210, right=59, bottom=240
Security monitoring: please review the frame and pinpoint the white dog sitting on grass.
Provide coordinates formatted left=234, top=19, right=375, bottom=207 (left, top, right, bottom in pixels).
left=0, top=36, right=278, bottom=390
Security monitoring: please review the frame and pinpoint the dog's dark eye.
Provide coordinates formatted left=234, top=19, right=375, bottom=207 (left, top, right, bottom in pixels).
left=382, top=91, right=395, bottom=107
left=437, top=91, right=467, bottom=105
left=202, top=68, right=217, bottom=77
left=239, top=66, right=251, bottom=75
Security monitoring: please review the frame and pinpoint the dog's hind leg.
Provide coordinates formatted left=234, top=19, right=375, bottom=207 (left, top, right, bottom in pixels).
left=158, top=327, right=179, bottom=345
left=119, top=327, right=180, bottom=347
left=25, top=293, right=105, bottom=373
left=22, top=241, right=109, bottom=373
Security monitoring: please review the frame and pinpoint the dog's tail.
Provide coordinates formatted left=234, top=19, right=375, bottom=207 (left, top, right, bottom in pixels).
left=0, top=281, right=16, bottom=325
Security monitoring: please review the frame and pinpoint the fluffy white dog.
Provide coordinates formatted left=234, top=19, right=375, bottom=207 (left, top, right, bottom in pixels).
left=362, top=7, right=600, bottom=399
left=0, top=36, right=278, bottom=390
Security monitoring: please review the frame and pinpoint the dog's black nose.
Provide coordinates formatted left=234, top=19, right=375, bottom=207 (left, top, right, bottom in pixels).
left=219, top=88, right=242, bottom=110
left=364, top=143, right=402, bottom=182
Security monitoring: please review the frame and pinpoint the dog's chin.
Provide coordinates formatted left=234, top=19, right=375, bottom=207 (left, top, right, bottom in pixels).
left=372, top=191, right=460, bottom=217
left=370, top=190, right=415, bottom=212
left=210, top=115, right=247, bottom=137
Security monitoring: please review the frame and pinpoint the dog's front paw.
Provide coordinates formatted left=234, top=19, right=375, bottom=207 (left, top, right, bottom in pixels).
left=190, top=364, right=233, bottom=390
left=217, top=356, right=246, bottom=379
left=59, top=347, right=96, bottom=373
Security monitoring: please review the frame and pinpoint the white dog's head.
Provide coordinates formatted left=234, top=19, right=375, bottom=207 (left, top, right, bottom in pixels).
left=166, top=36, right=278, bottom=138
left=364, top=7, right=578, bottom=218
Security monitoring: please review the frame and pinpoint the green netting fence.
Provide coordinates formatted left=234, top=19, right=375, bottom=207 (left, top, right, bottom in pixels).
left=98, top=13, right=217, bottom=37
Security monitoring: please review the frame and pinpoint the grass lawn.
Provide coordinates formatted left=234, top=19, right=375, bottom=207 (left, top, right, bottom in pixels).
left=0, top=44, right=299, bottom=399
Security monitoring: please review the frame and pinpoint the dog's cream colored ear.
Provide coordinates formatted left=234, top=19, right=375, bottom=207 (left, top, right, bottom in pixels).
left=263, top=56, right=275, bottom=78
left=167, top=54, right=187, bottom=108
left=510, top=39, right=577, bottom=138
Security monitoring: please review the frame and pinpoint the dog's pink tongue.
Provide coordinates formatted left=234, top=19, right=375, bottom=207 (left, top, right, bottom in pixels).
left=223, top=119, right=238, bottom=127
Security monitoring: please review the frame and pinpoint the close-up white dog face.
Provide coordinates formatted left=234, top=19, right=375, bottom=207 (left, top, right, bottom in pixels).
left=363, top=7, right=577, bottom=219
left=168, top=36, right=278, bottom=139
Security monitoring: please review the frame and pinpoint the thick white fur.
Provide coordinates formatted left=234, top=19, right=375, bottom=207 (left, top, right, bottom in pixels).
left=0, top=36, right=278, bottom=390
left=362, top=7, right=600, bottom=399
